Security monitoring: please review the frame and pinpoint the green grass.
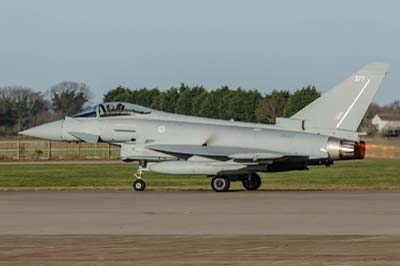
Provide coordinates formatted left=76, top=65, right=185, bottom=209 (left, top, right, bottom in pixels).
left=0, top=158, right=399, bottom=190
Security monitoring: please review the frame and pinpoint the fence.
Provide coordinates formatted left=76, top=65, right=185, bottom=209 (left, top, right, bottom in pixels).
left=0, top=140, right=120, bottom=160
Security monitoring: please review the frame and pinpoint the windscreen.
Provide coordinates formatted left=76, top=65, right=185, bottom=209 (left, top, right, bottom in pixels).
left=72, top=106, right=96, bottom=118
left=73, top=103, right=153, bottom=118
left=99, top=103, right=152, bottom=117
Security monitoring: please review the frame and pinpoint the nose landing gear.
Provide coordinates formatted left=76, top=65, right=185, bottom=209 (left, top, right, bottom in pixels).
left=133, top=179, right=145, bottom=191
left=133, top=160, right=147, bottom=191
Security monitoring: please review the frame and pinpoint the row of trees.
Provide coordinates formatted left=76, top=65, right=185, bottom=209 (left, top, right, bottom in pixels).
left=103, top=84, right=321, bottom=124
left=1, top=81, right=398, bottom=136
left=0, top=82, right=91, bottom=135
left=0, top=82, right=319, bottom=135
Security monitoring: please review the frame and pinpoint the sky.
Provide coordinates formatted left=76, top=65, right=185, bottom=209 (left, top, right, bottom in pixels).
left=0, top=0, right=399, bottom=104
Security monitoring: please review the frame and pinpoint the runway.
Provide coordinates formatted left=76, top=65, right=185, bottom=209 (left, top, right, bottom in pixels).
left=1, top=191, right=400, bottom=265
left=1, top=235, right=400, bottom=266
left=1, top=190, right=400, bottom=234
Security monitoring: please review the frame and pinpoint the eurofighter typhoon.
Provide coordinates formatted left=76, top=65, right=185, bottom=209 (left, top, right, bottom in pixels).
left=20, top=63, right=389, bottom=192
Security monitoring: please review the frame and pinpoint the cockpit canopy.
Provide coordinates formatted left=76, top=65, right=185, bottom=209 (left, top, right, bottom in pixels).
left=73, top=102, right=153, bottom=118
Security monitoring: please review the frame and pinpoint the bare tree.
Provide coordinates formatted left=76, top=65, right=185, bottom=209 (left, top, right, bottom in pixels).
left=49, top=81, right=92, bottom=116
left=0, top=86, right=49, bottom=134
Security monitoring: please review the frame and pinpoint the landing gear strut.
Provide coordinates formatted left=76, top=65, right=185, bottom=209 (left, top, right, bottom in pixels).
left=133, top=160, right=147, bottom=191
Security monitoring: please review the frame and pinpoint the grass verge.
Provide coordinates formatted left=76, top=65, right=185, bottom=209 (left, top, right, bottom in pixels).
left=0, top=159, right=399, bottom=190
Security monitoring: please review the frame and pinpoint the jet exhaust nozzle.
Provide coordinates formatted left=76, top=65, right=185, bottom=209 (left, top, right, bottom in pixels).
left=326, top=137, right=366, bottom=160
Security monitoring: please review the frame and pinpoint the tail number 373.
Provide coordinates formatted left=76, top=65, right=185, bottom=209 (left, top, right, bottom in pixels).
left=354, top=75, right=366, bottom=82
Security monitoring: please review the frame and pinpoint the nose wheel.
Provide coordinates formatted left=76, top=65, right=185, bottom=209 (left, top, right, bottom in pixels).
left=133, top=179, right=146, bottom=191
left=133, top=160, right=147, bottom=191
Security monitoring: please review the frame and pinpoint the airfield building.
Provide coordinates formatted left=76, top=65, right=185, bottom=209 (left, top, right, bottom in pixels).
left=372, top=114, right=400, bottom=136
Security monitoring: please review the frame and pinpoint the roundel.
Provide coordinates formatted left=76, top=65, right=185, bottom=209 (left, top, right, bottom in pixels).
left=158, top=125, right=166, bottom=133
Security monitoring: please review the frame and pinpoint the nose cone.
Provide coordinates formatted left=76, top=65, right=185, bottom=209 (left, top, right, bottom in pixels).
left=19, top=120, right=63, bottom=141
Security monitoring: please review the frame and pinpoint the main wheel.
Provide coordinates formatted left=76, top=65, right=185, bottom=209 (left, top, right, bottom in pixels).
left=133, top=179, right=146, bottom=191
left=211, top=176, right=230, bottom=192
left=242, top=173, right=261, bottom=191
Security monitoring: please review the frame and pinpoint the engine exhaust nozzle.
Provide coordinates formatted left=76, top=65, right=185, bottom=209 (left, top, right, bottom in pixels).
left=326, top=137, right=366, bottom=160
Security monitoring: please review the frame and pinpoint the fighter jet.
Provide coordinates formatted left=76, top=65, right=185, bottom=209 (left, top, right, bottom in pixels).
left=20, top=62, right=389, bottom=192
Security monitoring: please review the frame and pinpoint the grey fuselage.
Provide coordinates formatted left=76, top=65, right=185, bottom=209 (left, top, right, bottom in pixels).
left=60, top=111, right=336, bottom=163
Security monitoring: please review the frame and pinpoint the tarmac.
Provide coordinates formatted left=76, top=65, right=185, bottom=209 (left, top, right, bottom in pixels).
left=1, top=190, right=400, bottom=265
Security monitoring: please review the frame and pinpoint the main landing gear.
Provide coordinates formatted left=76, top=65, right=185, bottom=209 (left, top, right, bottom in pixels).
left=211, top=176, right=230, bottom=192
left=242, top=173, right=262, bottom=191
left=133, top=160, right=147, bottom=191
left=132, top=160, right=262, bottom=193
left=210, top=173, right=261, bottom=192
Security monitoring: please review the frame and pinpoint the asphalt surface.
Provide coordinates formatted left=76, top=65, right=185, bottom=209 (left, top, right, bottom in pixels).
left=1, top=235, right=400, bottom=266
left=1, top=191, right=400, bottom=265
left=1, top=190, right=400, bottom=234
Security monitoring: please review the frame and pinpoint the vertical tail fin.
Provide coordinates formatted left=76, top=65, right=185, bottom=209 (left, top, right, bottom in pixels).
left=291, top=62, right=389, bottom=131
